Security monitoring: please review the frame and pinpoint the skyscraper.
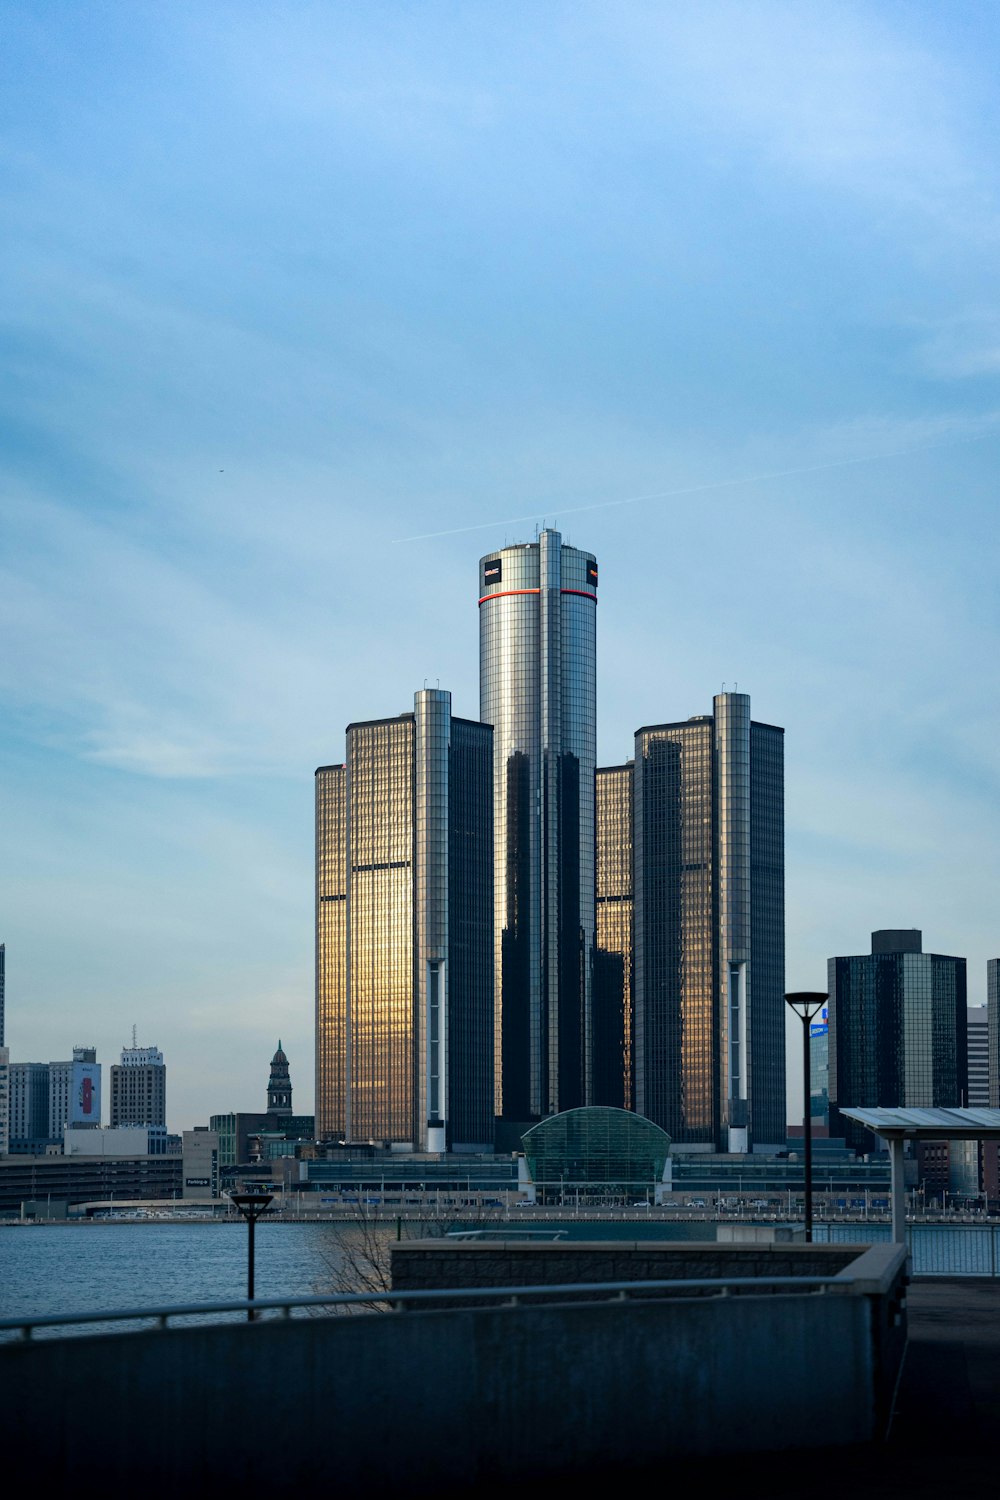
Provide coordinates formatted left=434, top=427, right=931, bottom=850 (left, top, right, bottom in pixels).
left=989, top=959, right=1000, bottom=1109
left=315, top=689, right=493, bottom=1152
left=594, top=763, right=633, bottom=1110
left=810, top=1004, right=830, bottom=1130
left=828, top=929, right=967, bottom=1153
left=479, top=529, right=597, bottom=1127
left=0, top=945, right=6, bottom=1154
left=110, top=1041, right=166, bottom=1128
left=596, top=692, right=785, bottom=1152
left=0, top=1047, right=7, bottom=1158
left=967, top=1006, right=989, bottom=1108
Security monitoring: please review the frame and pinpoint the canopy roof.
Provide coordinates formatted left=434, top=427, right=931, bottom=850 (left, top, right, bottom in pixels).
left=839, top=1106, right=1000, bottom=1140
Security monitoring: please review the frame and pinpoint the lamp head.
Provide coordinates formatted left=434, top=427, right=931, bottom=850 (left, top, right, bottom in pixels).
left=229, top=1191, right=274, bottom=1220
left=784, top=992, right=827, bottom=1023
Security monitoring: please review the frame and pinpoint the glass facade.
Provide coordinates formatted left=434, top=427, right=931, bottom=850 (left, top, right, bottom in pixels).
left=630, top=695, right=784, bottom=1152
left=748, top=719, right=786, bottom=1149
left=595, top=764, right=633, bottom=1109
left=349, top=715, right=415, bottom=1147
left=810, top=1009, right=830, bottom=1127
left=828, top=931, right=968, bottom=1152
left=521, top=1106, right=671, bottom=1190
left=634, top=716, right=717, bottom=1145
left=315, top=694, right=493, bottom=1152
left=447, top=718, right=495, bottom=1149
left=209, top=1111, right=238, bottom=1169
left=315, top=761, right=348, bottom=1142
left=989, top=959, right=1000, bottom=1109
left=479, top=529, right=597, bottom=1122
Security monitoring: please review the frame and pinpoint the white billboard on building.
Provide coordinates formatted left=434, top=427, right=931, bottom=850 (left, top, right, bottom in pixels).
left=70, top=1060, right=101, bottom=1125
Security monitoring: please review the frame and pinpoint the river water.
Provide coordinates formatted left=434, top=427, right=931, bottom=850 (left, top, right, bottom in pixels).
left=2, top=1217, right=996, bottom=1331
left=0, top=1220, right=351, bottom=1326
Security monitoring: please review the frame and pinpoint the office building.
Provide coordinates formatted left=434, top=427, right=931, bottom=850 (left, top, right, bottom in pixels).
left=110, top=1041, right=166, bottom=1128
left=49, top=1047, right=101, bottom=1136
left=989, top=960, right=1000, bottom=1109
left=594, top=764, right=633, bottom=1109
left=0, top=1047, right=8, bottom=1157
left=479, top=529, right=597, bottom=1127
left=601, top=693, right=785, bottom=1153
left=967, top=1006, right=989, bottom=1108
left=209, top=1108, right=315, bottom=1168
left=828, top=930, right=967, bottom=1153
left=9, top=1062, right=50, bottom=1148
left=315, top=689, right=493, bottom=1152
left=182, top=1128, right=220, bottom=1199
left=810, top=1004, right=830, bottom=1131
left=63, top=1124, right=171, bottom=1156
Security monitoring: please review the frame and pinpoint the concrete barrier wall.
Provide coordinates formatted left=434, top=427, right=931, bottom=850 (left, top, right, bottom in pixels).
left=390, top=1237, right=863, bottom=1293
left=2, top=1245, right=906, bottom=1489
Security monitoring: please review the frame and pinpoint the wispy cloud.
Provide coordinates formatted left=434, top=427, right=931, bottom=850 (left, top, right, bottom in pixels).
left=910, top=313, right=1000, bottom=379
left=607, top=2, right=1000, bottom=246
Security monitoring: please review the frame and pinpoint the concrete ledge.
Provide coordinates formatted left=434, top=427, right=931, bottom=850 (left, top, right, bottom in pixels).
left=1, top=1240, right=909, bottom=1488
left=832, top=1241, right=909, bottom=1295
left=390, top=1237, right=866, bottom=1293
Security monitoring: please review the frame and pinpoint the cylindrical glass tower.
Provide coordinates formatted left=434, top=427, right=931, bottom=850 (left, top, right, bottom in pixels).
left=479, top=529, right=597, bottom=1121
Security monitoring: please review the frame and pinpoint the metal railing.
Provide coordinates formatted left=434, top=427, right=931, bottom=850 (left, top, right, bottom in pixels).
left=446, top=1227, right=569, bottom=1240
left=816, top=1221, right=1000, bottom=1275
left=0, top=1272, right=846, bottom=1344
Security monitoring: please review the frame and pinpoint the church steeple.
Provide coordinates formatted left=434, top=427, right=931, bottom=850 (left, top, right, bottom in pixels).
left=267, top=1040, right=292, bottom=1117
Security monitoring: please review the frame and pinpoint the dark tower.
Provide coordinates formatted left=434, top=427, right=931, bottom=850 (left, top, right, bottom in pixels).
left=829, top=931, right=967, bottom=1152
left=615, top=693, right=785, bottom=1153
left=267, top=1041, right=293, bottom=1117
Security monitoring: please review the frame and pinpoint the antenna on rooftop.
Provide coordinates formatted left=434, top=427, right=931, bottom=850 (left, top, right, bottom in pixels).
left=132, top=1023, right=137, bottom=1049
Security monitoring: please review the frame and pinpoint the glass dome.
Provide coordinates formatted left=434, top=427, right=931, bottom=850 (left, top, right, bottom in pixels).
left=521, top=1107, right=671, bottom=1188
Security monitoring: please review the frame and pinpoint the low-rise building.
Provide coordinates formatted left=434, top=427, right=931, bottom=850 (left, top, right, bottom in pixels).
left=182, top=1128, right=220, bottom=1199
left=0, top=1152, right=182, bottom=1214
left=63, top=1124, right=173, bottom=1157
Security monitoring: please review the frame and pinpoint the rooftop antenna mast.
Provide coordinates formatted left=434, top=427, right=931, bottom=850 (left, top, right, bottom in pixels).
left=132, top=1023, right=137, bottom=1049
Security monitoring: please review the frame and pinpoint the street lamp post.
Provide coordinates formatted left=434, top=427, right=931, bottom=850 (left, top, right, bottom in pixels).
left=785, top=992, right=827, bottom=1244
left=229, top=1191, right=274, bottom=1320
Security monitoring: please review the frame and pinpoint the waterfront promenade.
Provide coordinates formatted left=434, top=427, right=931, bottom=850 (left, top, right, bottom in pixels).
left=2, top=1255, right=997, bottom=1495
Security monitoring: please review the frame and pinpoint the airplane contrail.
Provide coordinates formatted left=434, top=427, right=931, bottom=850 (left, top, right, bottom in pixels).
left=392, top=426, right=999, bottom=543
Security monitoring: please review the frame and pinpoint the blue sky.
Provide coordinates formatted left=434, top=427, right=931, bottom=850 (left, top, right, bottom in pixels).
left=3, top=1, right=1000, bottom=1129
